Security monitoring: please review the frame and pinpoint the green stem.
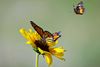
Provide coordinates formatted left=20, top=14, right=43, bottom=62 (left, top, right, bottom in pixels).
left=36, top=53, right=39, bottom=67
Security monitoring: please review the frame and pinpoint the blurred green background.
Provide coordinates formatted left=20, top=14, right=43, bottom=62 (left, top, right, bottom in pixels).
left=0, top=0, right=100, bottom=67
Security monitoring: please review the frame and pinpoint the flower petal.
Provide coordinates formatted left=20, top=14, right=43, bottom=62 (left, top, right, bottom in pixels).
left=49, top=46, right=65, bottom=61
left=26, top=41, right=36, bottom=48
left=19, top=28, right=33, bottom=41
left=44, top=53, right=52, bottom=66
left=34, top=31, right=41, bottom=40
left=19, top=28, right=41, bottom=42
left=19, top=28, right=42, bottom=48
left=19, top=28, right=29, bottom=39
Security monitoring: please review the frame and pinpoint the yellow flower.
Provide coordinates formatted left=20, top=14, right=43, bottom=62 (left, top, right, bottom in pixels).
left=19, top=28, right=65, bottom=66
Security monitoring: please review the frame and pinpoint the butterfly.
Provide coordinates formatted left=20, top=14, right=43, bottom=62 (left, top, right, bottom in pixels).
left=73, top=1, right=85, bottom=15
left=30, top=21, right=61, bottom=42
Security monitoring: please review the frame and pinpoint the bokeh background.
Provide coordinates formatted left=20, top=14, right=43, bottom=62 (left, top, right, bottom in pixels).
left=0, top=0, right=100, bottom=67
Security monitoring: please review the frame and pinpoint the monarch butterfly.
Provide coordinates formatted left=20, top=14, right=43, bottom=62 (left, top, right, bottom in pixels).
left=73, top=1, right=85, bottom=15
left=30, top=21, right=61, bottom=41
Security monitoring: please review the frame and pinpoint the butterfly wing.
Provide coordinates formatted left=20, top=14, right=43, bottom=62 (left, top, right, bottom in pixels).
left=30, top=21, right=53, bottom=39
left=74, top=1, right=84, bottom=15
left=74, top=7, right=79, bottom=14
left=44, top=31, right=53, bottom=38
left=30, top=21, right=44, bottom=38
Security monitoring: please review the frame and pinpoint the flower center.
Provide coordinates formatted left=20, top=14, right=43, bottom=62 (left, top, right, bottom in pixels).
left=34, top=40, right=49, bottom=52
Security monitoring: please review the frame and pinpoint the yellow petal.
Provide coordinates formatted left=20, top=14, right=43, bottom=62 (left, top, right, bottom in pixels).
left=27, top=32, right=35, bottom=42
left=26, top=41, right=32, bottom=45
left=35, top=31, right=41, bottom=40
left=28, top=29, right=38, bottom=41
left=50, top=46, right=65, bottom=53
left=19, top=28, right=28, bottom=39
left=26, top=41, right=36, bottom=48
left=44, top=53, right=52, bottom=66
left=49, top=47, right=65, bottom=61
left=19, top=28, right=41, bottom=42
left=29, top=28, right=33, bottom=33
left=19, top=28, right=32, bottom=41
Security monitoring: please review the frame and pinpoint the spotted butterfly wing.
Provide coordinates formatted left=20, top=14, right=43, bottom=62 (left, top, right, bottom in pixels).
left=30, top=21, right=53, bottom=38
left=73, top=1, right=85, bottom=15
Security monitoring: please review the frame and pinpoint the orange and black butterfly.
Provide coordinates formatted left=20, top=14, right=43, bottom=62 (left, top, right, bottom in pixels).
left=30, top=21, right=61, bottom=41
left=73, top=1, right=85, bottom=15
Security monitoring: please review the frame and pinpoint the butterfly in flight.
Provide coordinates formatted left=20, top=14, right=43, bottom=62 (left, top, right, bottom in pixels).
left=30, top=21, right=61, bottom=42
left=73, top=1, right=85, bottom=15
